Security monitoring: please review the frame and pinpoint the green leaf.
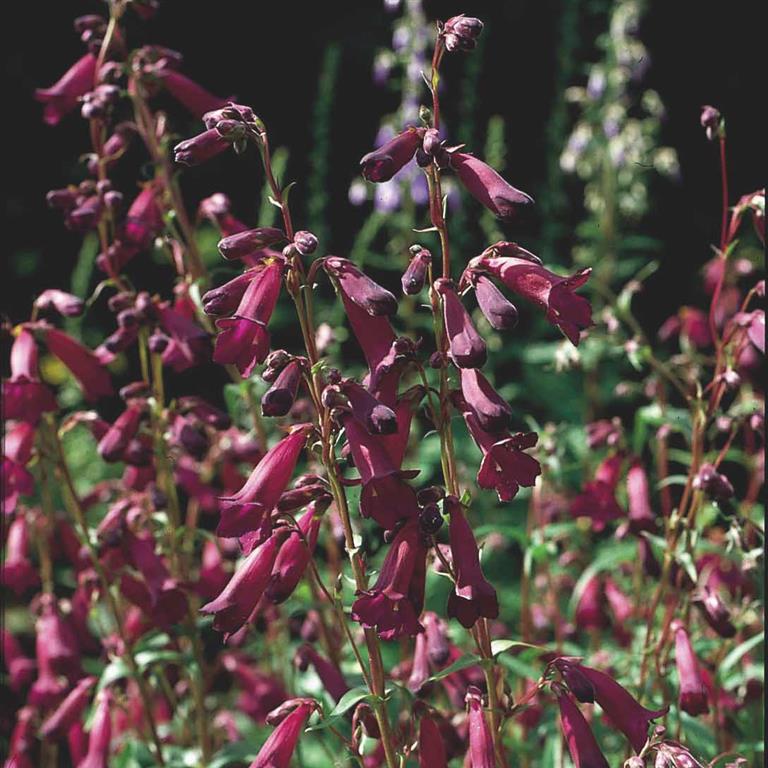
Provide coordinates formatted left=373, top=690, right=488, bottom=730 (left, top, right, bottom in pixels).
left=721, top=631, right=764, bottom=675
left=329, top=685, right=376, bottom=717
left=490, top=639, right=543, bottom=657
left=97, top=658, right=130, bottom=691
left=426, top=654, right=480, bottom=683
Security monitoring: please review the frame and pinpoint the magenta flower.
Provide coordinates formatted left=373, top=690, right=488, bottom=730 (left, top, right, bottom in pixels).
left=570, top=454, right=625, bottom=531
left=155, top=302, right=211, bottom=373
left=1, top=515, right=39, bottom=595
left=213, top=260, right=284, bottom=377
left=97, top=403, right=144, bottom=462
left=693, top=586, right=737, bottom=638
left=473, top=274, right=519, bottom=329
left=464, top=249, right=592, bottom=345
left=40, top=676, right=97, bottom=739
left=43, top=326, right=114, bottom=401
left=658, top=307, right=712, bottom=349
left=554, top=684, right=610, bottom=768
left=173, top=127, right=231, bottom=165
left=339, top=378, right=398, bottom=434
left=360, top=126, right=424, bottom=182
left=218, top=424, right=311, bottom=549
left=262, top=360, right=302, bottom=418
left=35, top=54, right=97, bottom=125
left=418, top=714, right=448, bottom=768
left=351, top=518, right=427, bottom=639
left=34, top=289, right=85, bottom=318
left=577, top=664, right=667, bottom=753
left=626, top=460, right=657, bottom=533
left=444, top=497, right=498, bottom=628
left=266, top=501, right=325, bottom=603
left=450, top=151, right=533, bottom=220
left=465, top=686, right=496, bottom=768
left=3, top=329, right=57, bottom=422
left=435, top=279, right=486, bottom=368
left=461, top=404, right=540, bottom=501
left=122, top=183, right=164, bottom=250
left=155, top=68, right=229, bottom=117
left=575, top=576, right=608, bottom=631
left=198, top=192, right=249, bottom=236
left=2, top=628, right=36, bottom=693
left=218, top=228, right=286, bottom=261
left=5, top=705, right=37, bottom=768
left=459, top=367, right=512, bottom=433
left=200, top=530, right=285, bottom=636
left=295, top=645, right=349, bottom=703
left=324, top=256, right=398, bottom=316
left=671, top=620, right=709, bottom=716
left=402, top=247, right=431, bottom=295
left=248, top=698, right=319, bottom=768
left=654, top=741, right=707, bottom=768
left=604, top=578, right=633, bottom=625
left=78, top=689, right=113, bottom=768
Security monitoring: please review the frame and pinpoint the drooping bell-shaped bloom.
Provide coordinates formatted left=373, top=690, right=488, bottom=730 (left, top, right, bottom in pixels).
left=122, top=183, right=164, bottom=250
left=36, top=54, right=97, bottom=125
left=217, top=424, right=312, bottom=549
left=570, top=454, right=625, bottom=531
left=554, top=684, right=610, bottom=768
left=96, top=403, right=144, bottom=462
left=445, top=497, right=498, bottom=628
left=464, top=248, right=592, bottom=345
left=402, top=247, right=431, bottom=295
left=693, top=586, right=736, bottom=638
left=155, top=68, right=229, bottom=117
left=2, top=629, right=36, bottom=691
left=627, top=460, right=657, bottom=533
left=351, top=518, right=427, bottom=639
left=575, top=576, right=608, bottom=631
left=77, top=689, right=112, bottom=768
left=450, top=151, right=533, bottom=220
left=1, top=515, right=39, bottom=594
left=218, top=228, right=286, bottom=260
left=266, top=501, right=324, bottom=603
left=342, top=415, right=419, bottom=530
left=423, top=611, right=450, bottom=665
left=44, top=327, right=114, bottom=401
left=3, top=329, right=57, bottom=422
left=200, top=530, right=285, bottom=636
left=324, top=257, right=398, bottom=316
left=436, top=279, right=487, bottom=368
left=34, top=289, right=85, bottom=318
left=407, top=631, right=431, bottom=693
left=248, top=699, right=318, bottom=768
left=461, top=405, right=541, bottom=502
left=214, top=260, right=284, bottom=377
left=577, top=665, right=667, bottom=753
left=360, top=126, right=424, bottom=182
left=473, top=274, right=518, bottom=330
left=459, top=367, right=512, bottom=433
left=465, top=686, right=495, bottom=768
left=552, top=658, right=596, bottom=703
left=35, top=598, right=82, bottom=680
left=173, top=127, right=231, bottom=165
left=418, top=714, right=448, bottom=768
left=40, top=676, right=97, bottom=739
left=262, top=360, right=302, bottom=418
left=671, top=620, right=709, bottom=716
left=339, top=379, right=398, bottom=434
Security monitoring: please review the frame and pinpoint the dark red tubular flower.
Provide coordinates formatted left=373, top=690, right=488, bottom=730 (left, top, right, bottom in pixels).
left=324, top=257, right=398, bottom=316
left=266, top=501, right=325, bottom=603
left=202, top=270, right=258, bottom=316
left=626, top=460, right=657, bottom=533
left=43, top=327, right=114, bottom=401
left=407, top=631, right=431, bottom=693
left=693, top=586, right=737, bottom=638
left=342, top=415, right=419, bottom=530
left=173, top=127, right=231, bottom=165
left=461, top=405, right=541, bottom=502
left=217, top=424, right=312, bottom=550
left=436, top=279, right=487, bottom=368
left=360, top=126, right=425, bottom=182
left=218, top=228, right=286, bottom=261
left=402, top=247, right=431, bottom=295
left=351, top=519, right=427, bottom=639
left=418, top=714, right=448, bottom=768
left=262, top=361, right=302, bottom=418
left=213, top=260, right=284, bottom=377
left=671, top=620, right=709, bottom=716
left=576, top=665, right=667, bottom=753
left=1, top=515, right=39, bottom=595
left=5, top=705, right=37, bottom=768
left=569, top=454, right=624, bottom=531
left=604, top=578, right=633, bottom=625
left=465, top=686, right=496, bottom=768
left=459, top=367, right=513, bottom=433
left=450, top=152, right=533, bottom=220
left=122, top=183, right=164, bottom=250
left=473, top=274, right=519, bottom=330
left=552, top=658, right=596, bottom=703
left=77, top=689, right=112, bottom=768
left=155, top=68, right=229, bottom=117
left=423, top=611, right=450, bottom=665
left=295, top=645, right=350, bottom=703
left=154, top=302, right=210, bottom=373
left=2, top=629, right=37, bottom=692
left=339, top=379, right=398, bottom=434
left=248, top=699, right=319, bottom=768
left=553, top=684, right=609, bottom=768
left=40, top=676, right=97, bottom=739
left=35, top=53, right=97, bottom=125
left=445, top=497, right=499, bottom=628
left=200, top=530, right=286, bottom=636
left=574, top=576, right=608, bottom=631
left=3, top=329, right=57, bottom=422
left=34, top=289, right=85, bottom=318
left=465, top=250, right=592, bottom=345
left=96, top=403, right=144, bottom=462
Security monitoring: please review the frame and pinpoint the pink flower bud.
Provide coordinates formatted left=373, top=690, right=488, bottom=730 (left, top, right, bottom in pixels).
left=671, top=620, right=709, bottom=716
left=173, top=127, right=231, bottom=165
left=459, top=367, right=512, bottom=433
left=262, top=360, right=302, bottom=418
left=1, top=515, right=39, bottom=595
left=627, top=460, right=657, bottom=533
left=436, top=279, right=486, bottom=368
left=465, top=686, right=496, bottom=768
left=360, top=127, right=424, bottom=182
left=34, top=289, right=85, bottom=317
left=443, top=15, right=484, bottom=53
left=217, top=228, right=286, bottom=260
left=324, top=257, right=398, bottom=316
left=402, top=247, right=431, bottom=295
left=248, top=699, right=318, bottom=768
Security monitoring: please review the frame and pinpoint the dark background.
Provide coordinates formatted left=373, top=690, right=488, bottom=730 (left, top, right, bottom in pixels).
left=3, top=0, right=765, bottom=327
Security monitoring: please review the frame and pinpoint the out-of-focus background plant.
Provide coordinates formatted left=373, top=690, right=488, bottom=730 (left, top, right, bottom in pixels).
left=2, top=1, right=764, bottom=767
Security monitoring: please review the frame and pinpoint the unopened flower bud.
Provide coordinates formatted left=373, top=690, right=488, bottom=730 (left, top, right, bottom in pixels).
left=103, top=190, right=123, bottom=210
left=422, top=128, right=441, bottom=156
left=402, top=247, right=431, bottom=295
left=293, top=230, right=318, bottom=255
left=443, top=14, right=484, bottom=52
left=700, top=105, right=722, bottom=141
left=117, top=309, right=140, bottom=329
left=419, top=503, right=443, bottom=534
left=693, top=463, right=734, bottom=501
left=148, top=332, right=169, bottom=354
left=417, top=486, right=445, bottom=505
